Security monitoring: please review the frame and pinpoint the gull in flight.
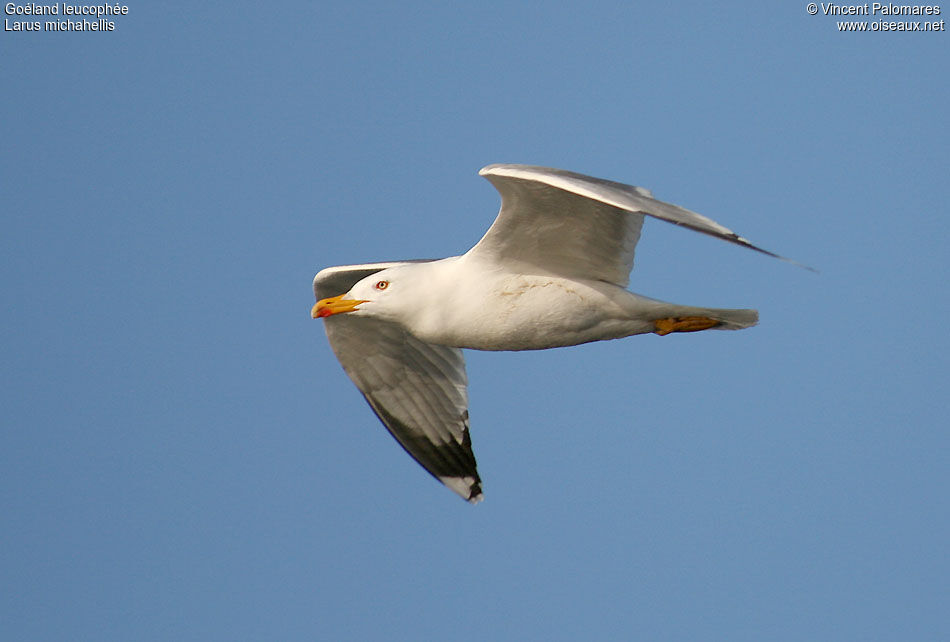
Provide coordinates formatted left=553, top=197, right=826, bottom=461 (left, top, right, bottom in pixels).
left=312, top=164, right=806, bottom=503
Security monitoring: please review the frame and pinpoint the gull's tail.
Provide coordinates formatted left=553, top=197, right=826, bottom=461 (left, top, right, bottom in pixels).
left=655, top=304, right=758, bottom=333
left=698, top=306, right=757, bottom=331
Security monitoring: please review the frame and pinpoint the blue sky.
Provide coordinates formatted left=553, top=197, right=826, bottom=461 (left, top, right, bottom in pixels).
left=2, top=2, right=948, bottom=640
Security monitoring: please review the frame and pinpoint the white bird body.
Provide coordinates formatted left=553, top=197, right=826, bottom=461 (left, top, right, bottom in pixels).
left=342, top=254, right=756, bottom=351
left=312, top=164, right=805, bottom=503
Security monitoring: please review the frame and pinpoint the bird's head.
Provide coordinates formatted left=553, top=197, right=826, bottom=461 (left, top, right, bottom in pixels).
left=311, top=266, right=409, bottom=322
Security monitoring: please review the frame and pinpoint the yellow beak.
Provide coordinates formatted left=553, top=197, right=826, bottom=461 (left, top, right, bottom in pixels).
left=312, top=293, right=367, bottom=318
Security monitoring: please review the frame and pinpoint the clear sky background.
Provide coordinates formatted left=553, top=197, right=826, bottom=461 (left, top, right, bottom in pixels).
left=2, top=2, right=948, bottom=640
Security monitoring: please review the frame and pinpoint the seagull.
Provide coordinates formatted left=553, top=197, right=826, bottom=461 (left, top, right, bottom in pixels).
left=312, top=164, right=806, bottom=503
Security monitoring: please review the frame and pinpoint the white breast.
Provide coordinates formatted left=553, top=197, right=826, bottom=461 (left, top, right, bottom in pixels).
left=408, top=263, right=653, bottom=351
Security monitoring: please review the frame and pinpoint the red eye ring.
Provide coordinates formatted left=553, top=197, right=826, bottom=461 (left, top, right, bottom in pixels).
left=374, top=280, right=389, bottom=290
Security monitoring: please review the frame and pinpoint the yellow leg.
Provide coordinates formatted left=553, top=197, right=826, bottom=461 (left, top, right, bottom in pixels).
left=654, top=316, right=722, bottom=336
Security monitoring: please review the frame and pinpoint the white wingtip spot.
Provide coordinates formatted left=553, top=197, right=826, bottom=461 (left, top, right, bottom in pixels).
left=441, top=475, right=483, bottom=503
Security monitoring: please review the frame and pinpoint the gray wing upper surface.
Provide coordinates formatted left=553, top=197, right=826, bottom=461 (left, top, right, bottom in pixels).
left=314, top=263, right=482, bottom=503
left=469, top=164, right=805, bottom=286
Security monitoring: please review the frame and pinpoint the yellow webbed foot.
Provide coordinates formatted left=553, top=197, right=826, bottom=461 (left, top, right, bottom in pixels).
left=654, top=316, right=722, bottom=336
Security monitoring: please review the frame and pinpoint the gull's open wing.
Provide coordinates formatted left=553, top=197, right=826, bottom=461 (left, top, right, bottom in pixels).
left=468, top=164, right=809, bottom=287
left=314, top=263, right=482, bottom=503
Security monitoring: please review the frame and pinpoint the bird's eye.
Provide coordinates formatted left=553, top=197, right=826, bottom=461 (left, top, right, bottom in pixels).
left=374, top=280, right=389, bottom=290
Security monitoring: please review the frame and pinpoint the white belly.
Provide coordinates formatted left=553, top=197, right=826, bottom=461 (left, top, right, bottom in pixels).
left=413, top=274, right=656, bottom=351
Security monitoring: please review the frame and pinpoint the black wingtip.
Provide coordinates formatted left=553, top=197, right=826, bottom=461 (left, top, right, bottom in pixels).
left=466, top=483, right=484, bottom=504
left=731, top=234, right=818, bottom=274
left=772, top=252, right=819, bottom=274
